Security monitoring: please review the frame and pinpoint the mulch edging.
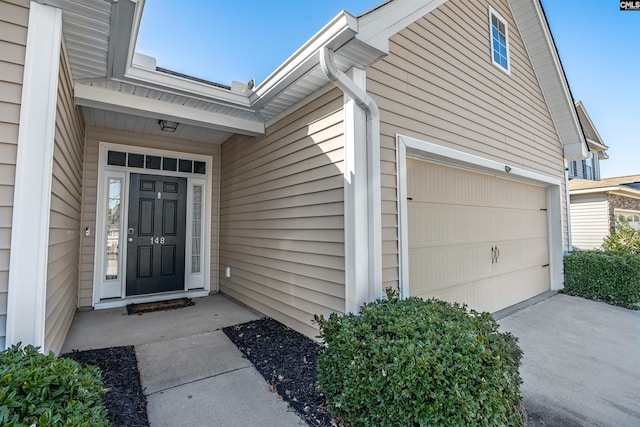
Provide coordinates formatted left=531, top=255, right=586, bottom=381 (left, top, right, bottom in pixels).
left=223, top=318, right=333, bottom=427
left=62, top=346, right=149, bottom=427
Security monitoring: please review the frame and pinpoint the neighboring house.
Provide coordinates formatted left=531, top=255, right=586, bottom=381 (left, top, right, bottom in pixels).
left=0, top=0, right=588, bottom=354
left=568, top=101, right=608, bottom=180
left=569, top=176, right=640, bottom=249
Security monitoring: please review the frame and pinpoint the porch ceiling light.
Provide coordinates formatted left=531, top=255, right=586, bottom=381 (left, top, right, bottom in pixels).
left=158, top=119, right=179, bottom=132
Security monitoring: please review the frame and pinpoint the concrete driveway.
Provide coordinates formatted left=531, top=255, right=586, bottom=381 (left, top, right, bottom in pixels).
left=498, top=294, right=640, bottom=427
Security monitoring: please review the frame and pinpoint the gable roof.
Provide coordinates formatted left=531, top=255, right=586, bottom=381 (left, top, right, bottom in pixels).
left=574, top=100, right=608, bottom=158
left=41, top=0, right=588, bottom=157
left=569, top=175, right=640, bottom=198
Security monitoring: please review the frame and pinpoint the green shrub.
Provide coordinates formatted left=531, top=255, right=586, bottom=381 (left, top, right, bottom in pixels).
left=0, top=344, right=109, bottom=426
left=315, top=290, right=524, bottom=427
left=564, top=250, right=640, bottom=309
left=603, top=217, right=640, bottom=255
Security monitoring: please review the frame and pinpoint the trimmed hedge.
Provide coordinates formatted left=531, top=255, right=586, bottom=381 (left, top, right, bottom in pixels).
left=0, top=344, right=109, bottom=426
left=564, top=250, right=640, bottom=309
left=315, top=290, right=525, bottom=427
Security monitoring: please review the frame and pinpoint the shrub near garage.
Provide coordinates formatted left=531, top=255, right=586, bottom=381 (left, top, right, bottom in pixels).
left=564, top=250, right=640, bottom=309
left=315, top=290, right=525, bottom=427
left=0, top=344, right=109, bottom=427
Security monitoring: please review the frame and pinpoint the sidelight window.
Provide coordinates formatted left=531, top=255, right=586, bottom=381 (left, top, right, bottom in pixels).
left=105, top=178, right=122, bottom=280
left=191, top=185, right=203, bottom=274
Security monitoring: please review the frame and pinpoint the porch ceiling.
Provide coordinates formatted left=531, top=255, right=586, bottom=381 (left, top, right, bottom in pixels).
left=82, top=107, right=233, bottom=144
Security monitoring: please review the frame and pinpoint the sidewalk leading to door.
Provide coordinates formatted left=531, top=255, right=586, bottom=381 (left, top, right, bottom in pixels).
left=61, top=294, right=304, bottom=426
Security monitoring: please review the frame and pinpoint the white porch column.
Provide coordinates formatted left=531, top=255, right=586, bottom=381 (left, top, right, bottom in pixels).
left=343, top=67, right=370, bottom=313
left=5, top=2, right=62, bottom=349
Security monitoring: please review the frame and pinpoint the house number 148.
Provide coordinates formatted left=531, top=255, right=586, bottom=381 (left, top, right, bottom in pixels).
left=150, top=237, right=165, bottom=244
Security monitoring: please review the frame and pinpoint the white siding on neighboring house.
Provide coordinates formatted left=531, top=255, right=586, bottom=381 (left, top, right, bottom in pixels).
left=0, top=0, right=29, bottom=349
left=570, top=193, right=609, bottom=250
left=368, top=0, right=568, bottom=291
left=45, top=49, right=84, bottom=354
left=79, top=127, right=220, bottom=307
left=219, top=89, right=345, bottom=338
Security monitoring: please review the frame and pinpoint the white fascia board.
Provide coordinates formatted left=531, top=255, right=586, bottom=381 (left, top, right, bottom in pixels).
left=571, top=186, right=640, bottom=199
left=74, top=84, right=265, bottom=136
left=575, top=101, right=608, bottom=150
left=122, top=65, right=252, bottom=107
left=569, top=186, right=618, bottom=195
left=6, top=2, right=62, bottom=351
left=509, top=0, right=588, bottom=161
left=586, top=138, right=608, bottom=152
left=356, top=0, right=448, bottom=53
left=252, top=12, right=358, bottom=109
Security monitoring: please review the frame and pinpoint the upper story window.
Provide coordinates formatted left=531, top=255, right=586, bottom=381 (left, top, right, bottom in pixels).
left=489, top=8, right=510, bottom=73
left=583, top=152, right=594, bottom=180
left=568, top=161, right=577, bottom=178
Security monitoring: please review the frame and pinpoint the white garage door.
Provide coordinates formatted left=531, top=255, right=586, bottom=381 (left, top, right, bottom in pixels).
left=407, top=158, right=550, bottom=313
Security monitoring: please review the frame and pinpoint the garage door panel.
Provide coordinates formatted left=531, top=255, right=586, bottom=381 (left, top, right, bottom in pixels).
left=495, top=209, right=547, bottom=241
left=406, top=157, right=550, bottom=313
left=418, top=266, right=549, bottom=313
left=407, top=158, right=498, bottom=207
left=409, top=203, right=495, bottom=246
left=409, top=243, right=492, bottom=295
left=492, top=237, right=548, bottom=275
left=494, top=177, right=546, bottom=210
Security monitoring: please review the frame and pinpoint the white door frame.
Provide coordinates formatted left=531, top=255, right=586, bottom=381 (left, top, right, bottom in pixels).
left=92, top=142, right=213, bottom=308
left=396, top=134, right=564, bottom=300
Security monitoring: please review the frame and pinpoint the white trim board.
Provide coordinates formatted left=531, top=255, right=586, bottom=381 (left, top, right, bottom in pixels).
left=5, top=3, right=62, bottom=351
left=395, top=134, right=565, bottom=303
left=92, top=142, right=214, bottom=307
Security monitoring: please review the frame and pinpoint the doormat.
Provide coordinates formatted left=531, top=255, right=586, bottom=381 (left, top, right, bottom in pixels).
left=126, top=298, right=194, bottom=315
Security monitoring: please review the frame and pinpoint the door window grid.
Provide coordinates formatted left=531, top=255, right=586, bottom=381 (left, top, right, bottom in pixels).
left=107, top=150, right=206, bottom=175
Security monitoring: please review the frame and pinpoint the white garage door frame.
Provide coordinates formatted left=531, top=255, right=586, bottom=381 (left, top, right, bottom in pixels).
left=396, top=134, right=564, bottom=303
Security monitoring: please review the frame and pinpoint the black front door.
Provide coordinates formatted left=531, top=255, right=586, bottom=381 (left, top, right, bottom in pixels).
left=126, top=173, right=187, bottom=296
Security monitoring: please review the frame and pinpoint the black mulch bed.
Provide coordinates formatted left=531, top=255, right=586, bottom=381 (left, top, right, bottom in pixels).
left=62, top=346, right=149, bottom=427
left=223, top=318, right=333, bottom=427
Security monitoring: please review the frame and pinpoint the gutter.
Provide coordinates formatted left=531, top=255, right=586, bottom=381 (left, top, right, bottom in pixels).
left=319, top=47, right=382, bottom=305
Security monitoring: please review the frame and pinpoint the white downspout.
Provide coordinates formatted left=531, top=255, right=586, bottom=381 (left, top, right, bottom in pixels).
left=320, top=47, right=382, bottom=307
left=565, top=161, right=573, bottom=252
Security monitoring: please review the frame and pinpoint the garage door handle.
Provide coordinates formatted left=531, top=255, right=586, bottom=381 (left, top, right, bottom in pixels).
left=491, top=246, right=500, bottom=264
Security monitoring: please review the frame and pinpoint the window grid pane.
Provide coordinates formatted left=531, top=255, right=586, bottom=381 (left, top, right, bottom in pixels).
left=491, top=13, right=508, bottom=70
left=191, top=185, right=203, bottom=273
left=106, top=178, right=122, bottom=280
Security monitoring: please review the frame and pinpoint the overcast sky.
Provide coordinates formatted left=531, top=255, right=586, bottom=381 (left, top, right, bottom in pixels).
left=136, top=0, right=639, bottom=178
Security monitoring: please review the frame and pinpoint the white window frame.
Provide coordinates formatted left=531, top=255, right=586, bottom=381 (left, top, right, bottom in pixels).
left=92, top=142, right=213, bottom=308
left=614, top=209, right=640, bottom=231
left=489, top=7, right=511, bottom=74
left=186, top=179, right=206, bottom=289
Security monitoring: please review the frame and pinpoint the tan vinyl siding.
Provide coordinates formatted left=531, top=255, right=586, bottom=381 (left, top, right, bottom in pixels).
left=45, top=50, right=84, bottom=354
left=368, top=0, right=568, bottom=290
left=0, top=0, right=29, bottom=350
left=219, top=89, right=345, bottom=338
left=570, top=193, right=609, bottom=250
left=79, top=127, right=220, bottom=307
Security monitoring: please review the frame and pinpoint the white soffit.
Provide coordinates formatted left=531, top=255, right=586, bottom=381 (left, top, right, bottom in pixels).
left=75, top=84, right=265, bottom=136
left=509, top=0, right=588, bottom=161
left=42, top=0, right=112, bottom=81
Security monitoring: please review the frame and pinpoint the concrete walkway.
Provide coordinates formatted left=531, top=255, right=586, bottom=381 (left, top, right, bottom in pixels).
left=499, top=294, right=640, bottom=427
left=61, top=295, right=303, bottom=427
